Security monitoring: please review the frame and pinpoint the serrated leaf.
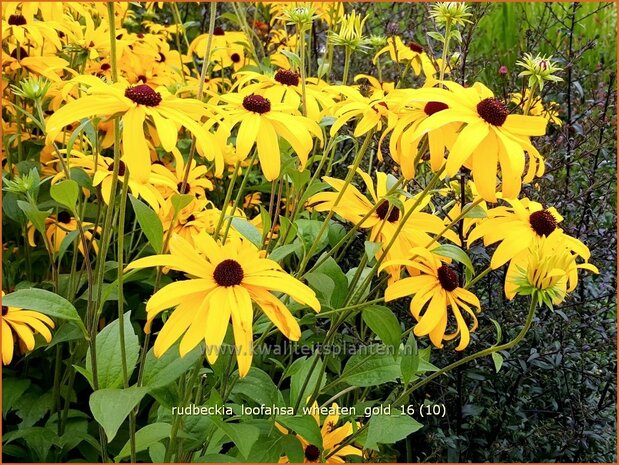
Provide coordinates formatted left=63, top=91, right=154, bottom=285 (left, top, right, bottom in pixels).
left=400, top=333, right=419, bottom=384
left=115, top=423, right=172, bottom=461
left=142, top=343, right=203, bottom=389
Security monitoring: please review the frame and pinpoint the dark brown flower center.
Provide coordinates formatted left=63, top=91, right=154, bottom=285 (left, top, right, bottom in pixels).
left=477, top=98, right=508, bottom=126
left=57, top=211, right=72, bottom=224
left=304, top=445, right=321, bottom=462
left=274, top=69, right=300, bottom=87
left=2, top=306, right=8, bottom=316
left=437, top=264, right=459, bottom=292
left=177, top=182, right=190, bottom=194
left=242, top=95, right=271, bottom=114
left=213, top=26, right=225, bottom=36
left=213, top=259, right=244, bottom=287
left=186, top=214, right=196, bottom=222
left=124, top=84, right=162, bottom=106
left=157, top=52, right=166, bottom=62
left=230, top=53, right=241, bottom=63
left=108, top=160, right=126, bottom=176
left=529, top=210, right=557, bottom=237
left=10, top=46, right=28, bottom=59
left=407, top=42, right=423, bottom=53
left=375, top=200, right=400, bottom=222
left=100, top=63, right=111, bottom=71
left=424, top=101, right=448, bottom=116
left=8, top=14, right=27, bottom=26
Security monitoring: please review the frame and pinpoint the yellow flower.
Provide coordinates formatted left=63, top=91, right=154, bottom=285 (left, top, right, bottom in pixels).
left=410, top=81, right=548, bottom=201
left=1, top=9, right=62, bottom=50
left=2, top=291, right=55, bottom=365
left=210, top=92, right=323, bottom=181
left=383, top=247, right=480, bottom=350
left=233, top=70, right=335, bottom=122
left=50, top=151, right=176, bottom=210
left=151, top=148, right=214, bottom=200
left=388, top=87, right=461, bottom=178
left=45, top=76, right=223, bottom=182
left=468, top=197, right=590, bottom=270
left=373, top=36, right=436, bottom=78
left=308, top=169, right=460, bottom=280
left=27, top=212, right=100, bottom=256
left=511, top=89, right=562, bottom=126
left=326, top=85, right=397, bottom=138
left=278, top=402, right=362, bottom=463
left=506, top=230, right=598, bottom=307
left=126, top=234, right=320, bottom=377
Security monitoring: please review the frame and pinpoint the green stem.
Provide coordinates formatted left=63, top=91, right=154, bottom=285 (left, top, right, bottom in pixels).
left=297, top=130, right=374, bottom=276
left=439, top=19, right=452, bottom=82
left=342, top=47, right=352, bottom=85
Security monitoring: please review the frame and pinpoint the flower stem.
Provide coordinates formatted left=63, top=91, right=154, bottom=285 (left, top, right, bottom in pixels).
left=342, top=47, right=352, bottom=85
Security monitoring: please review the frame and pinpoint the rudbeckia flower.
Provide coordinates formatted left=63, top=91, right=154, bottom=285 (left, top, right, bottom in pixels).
left=151, top=147, right=214, bottom=200
left=45, top=76, right=223, bottom=182
left=383, top=247, right=481, bottom=350
left=506, top=230, right=598, bottom=307
left=50, top=151, right=176, bottom=210
left=410, top=81, right=548, bottom=201
left=1, top=10, right=62, bottom=50
left=2, top=291, right=55, bottom=365
left=326, top=85, right=397, bottom=138
left=308, top=169, right=460, bottom=280
left=373, top=36, right=436, bottom=78
left=277, top=402, right=362, bottom=463
left=511, top=89, right=562, bottom=126
left=233, top=70, right=335, bottom=122
left=27, top=212, right=101, bottom=256
left=468, top=197, right=590, bottom=269
left=125, top=234, right=320, bottom=377
left=209, top=92, right=323, bottom=180
left=388, top=87, right=461, bottom=178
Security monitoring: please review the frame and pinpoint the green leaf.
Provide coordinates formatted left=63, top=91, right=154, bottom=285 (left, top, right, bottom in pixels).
left=129, top=195, right=163, bottom=253
left=231, top=368, right=283, bottom=407
left=276, top=415, right=323, bottom=448
left=229, top=217, right=262, bottom=248
left=89, top=386, right=147, bottom=442
left=2, top=288, right=85, bottom=333
left=115, top=423, right=172, bottom=461
left=489, top=318, right=503, bottom=345
left=463, top=203, right=487, bottom=219
left=313, top=256, right=348, bottom=308
left=365, top=413, right=423, bottom=450
left=50, top=180, right=79, bottom=211
left=209, top=417, right=260, bottom=459
left=304, top=272, right=335, bottom=306
left=400, top=333, right=419, bottom=385
left=280, top=434, right=304, bottom=463
left=290, top=356, right=325, bottom=407
left=340, top=347, right=400, bottom=387
left=364, top=241, right=381, bottom=261
left=432, top=244, right=474, bottom=274
left=16, top=200, right=51, bottom=234
left=268, top=243, right=302, bottom=262
left=2, top=378, right=31, bottom=418
left=362, top=306, right=402, bottom=353
left=492, top=352, right=504, bottom=373
left=170, top=193, right=193, bottom=213
left=86, top=312, right=139, bottom=389
left=142, top=343, right=203, bottom=389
